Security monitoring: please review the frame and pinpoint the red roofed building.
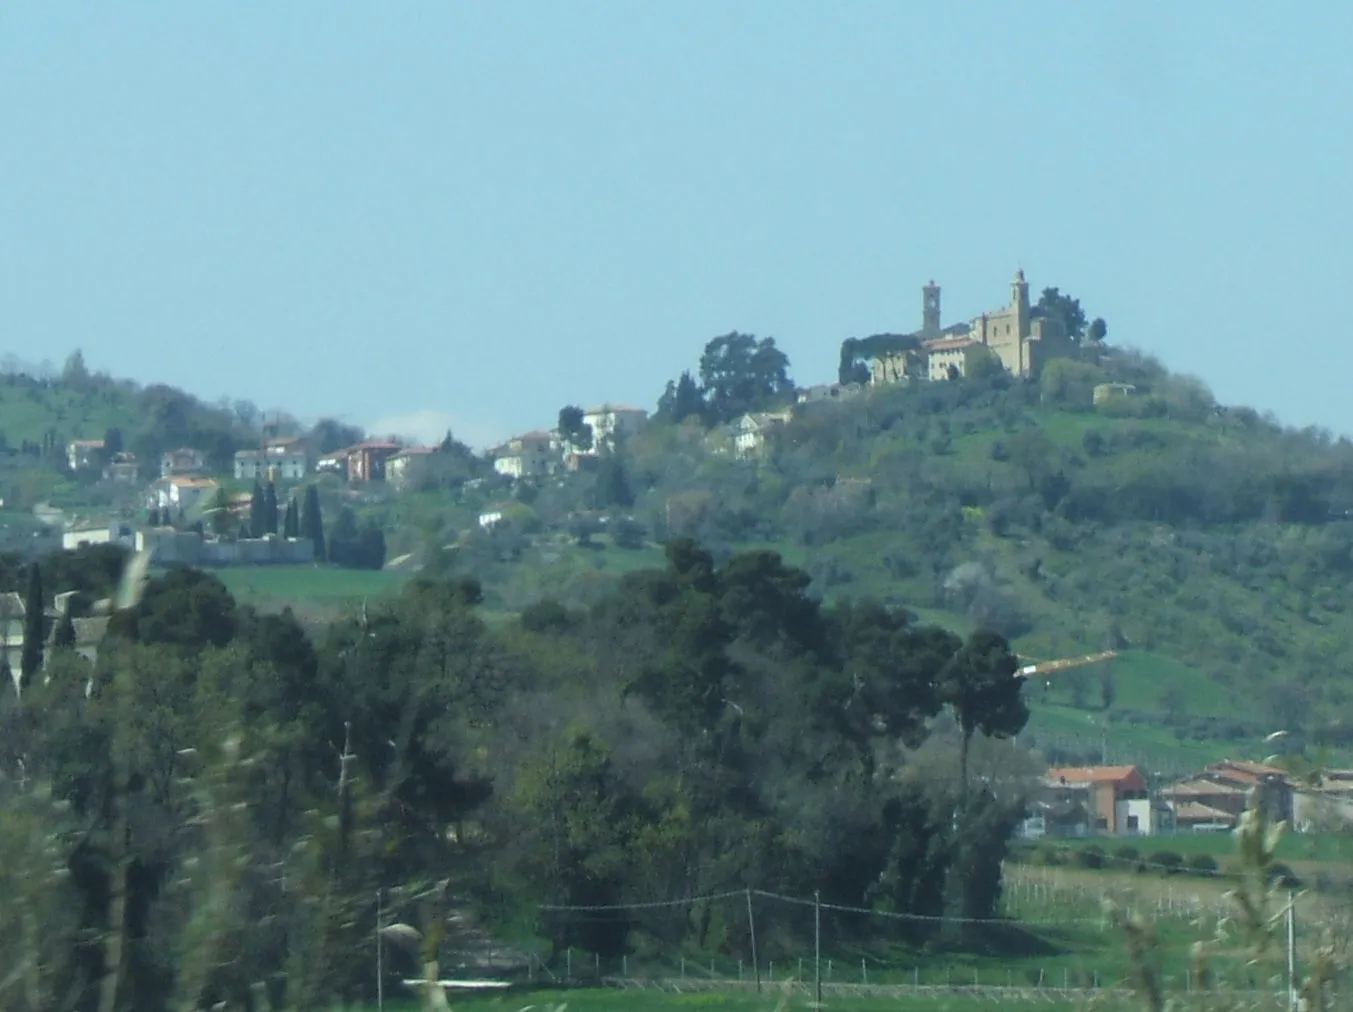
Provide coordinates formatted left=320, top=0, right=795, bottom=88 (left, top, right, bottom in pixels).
left=344, top=441, right=403, bottom=483
left=1162, top=759, right=1293, bottom=831
left=1044, top=765, right=1153, bottom=835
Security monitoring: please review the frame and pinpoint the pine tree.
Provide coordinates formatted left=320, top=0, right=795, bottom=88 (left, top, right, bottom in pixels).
left=264, top=482, right=280, bottom=535
left=301, top=485, right=325, bottom=561
left=20, top=562, right=43, bottom=689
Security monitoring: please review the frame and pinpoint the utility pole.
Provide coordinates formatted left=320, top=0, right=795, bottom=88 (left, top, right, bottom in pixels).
left=814, top=890, right=822, bottom=1008
left=1287, top=888, right=1297, bottom=1011
left=745, top=888, right=761, bottom=995
left=376, top=889, right=385, bottom=1012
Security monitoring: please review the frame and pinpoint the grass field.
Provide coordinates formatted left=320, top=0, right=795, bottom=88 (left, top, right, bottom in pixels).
left=214, top=565, right=410, bottom=608
left=374, top=988, right=1082, bottom=1011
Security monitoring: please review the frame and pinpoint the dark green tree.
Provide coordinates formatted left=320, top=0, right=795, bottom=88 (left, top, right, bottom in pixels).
left=1036, top=287, right=1088, bottom=342
left=283, top=496, right=299, bottom=538
left=1087, top=317, right=1108, bottom=343
left=103, top=426, right=124, bottom=456
left=301, top=484, right=325, bottom=560
left=698, top=332, right=793, bottom=423
left=20, top=562, right=43, bottom=688
left=249, top=480, right=266, bottom=537
left=264, top=481, right=280, bottom=535
left=592, top=454, right=634, bottom=509
left=53, top=608, right=76, bottom=650
left=656, top=370, right=705, bottom=424
left=557, top=406, right=594, bottom=451
left=936, top=629, right=1029, bottom=792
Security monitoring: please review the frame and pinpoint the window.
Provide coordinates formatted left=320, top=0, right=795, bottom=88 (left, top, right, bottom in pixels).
left=1127, top=815, right=1139, bottom=831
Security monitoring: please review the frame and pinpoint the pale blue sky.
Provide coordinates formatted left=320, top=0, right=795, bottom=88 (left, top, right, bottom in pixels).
left=3, top=3, right=1350, bottom=449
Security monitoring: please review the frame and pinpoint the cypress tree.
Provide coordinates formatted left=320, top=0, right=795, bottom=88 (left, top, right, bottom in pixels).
left=301, top=484, right=325, bottom=561
left=283, top=497, right=298, bottom=538
left=264, top=481, right=280, bottom=535
left=249, top=480, right=266, bottom=537
left=20, top=562, right=43, bottom=688
left=53, top=609, right=76, bottom=650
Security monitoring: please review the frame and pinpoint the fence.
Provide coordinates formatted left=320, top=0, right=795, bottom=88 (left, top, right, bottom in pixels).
left=518, top=884, right=1340, bottom=1006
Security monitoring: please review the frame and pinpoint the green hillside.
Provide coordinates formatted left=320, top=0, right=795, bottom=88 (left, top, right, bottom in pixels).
left=402, top=344, right=1353, bottom=774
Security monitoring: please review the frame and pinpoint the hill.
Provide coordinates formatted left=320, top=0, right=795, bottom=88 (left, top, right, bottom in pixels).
left=387, top=343, right=1353, bottom=775
left=7, top=334, right=1353, bottom=774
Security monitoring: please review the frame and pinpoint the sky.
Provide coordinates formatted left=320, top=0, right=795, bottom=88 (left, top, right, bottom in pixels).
left=3, top=3, right=1352, bottom=450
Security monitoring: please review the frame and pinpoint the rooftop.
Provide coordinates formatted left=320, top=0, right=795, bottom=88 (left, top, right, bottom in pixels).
left=1046, top=765, right=1142, bottom=785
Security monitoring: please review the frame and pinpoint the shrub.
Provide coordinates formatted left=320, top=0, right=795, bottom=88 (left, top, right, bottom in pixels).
left=1187, top=853, right=1219, bottom=876
left=1039, top=847, right=1066, bottom=867
left=1269, top=863, right=1301, bottom=889
left=1075, top=845, right=1106, bottom=870
left=1112, top=845, right=1140, bottom=867
left=1148, top=850, right=1183, bottom=875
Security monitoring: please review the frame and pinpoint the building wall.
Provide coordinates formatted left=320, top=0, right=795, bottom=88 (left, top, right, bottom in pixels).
left=1114, top=797, right=1155, bottom=835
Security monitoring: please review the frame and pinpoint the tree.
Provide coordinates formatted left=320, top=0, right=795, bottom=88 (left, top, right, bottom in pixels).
left=103, top=426, right=124, bottom=457
left=698, top=333, right=793, bottom=423
left=207, top=487, right=233, bottom=537
left=264, top=482, right=280, bottom=535
left=53, top=609, right=77, bottom=650
left=301, top=485, right=325, bottom=561
left=557, top=406, right=594, bottom=451
left=20, top=562, right=43, bottom=689
left=656, top=371, right=705, bottom=424
left=308, top=418, right=364, bottom=455
left=592, top=455, right=634, bottom=509
left=61, top=348, right=90, bottom=385
left=1036, top=287, right=1088, bottom=342
left=1100, top=666, right=1117, bottom=712
left=283, top=496, right=299, bottom=538
left=1087, top=317, right=1108, bottom=343
left=249, top=481, right=266, bottom=538
left=937, top=630, right=1028, bottom=792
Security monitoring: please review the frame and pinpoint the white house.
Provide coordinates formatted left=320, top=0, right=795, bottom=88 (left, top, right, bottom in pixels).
left=386, top=446, right=437, bottom=490
left=161, top=447, right=207, bottom=477
left=581, top=405, right=648, bottom=453
left=62, top=519, right=136, bottom=552
left=492, top=431, right=558, bottom=479
left=733, top=410, right=792, bottom=459
left=67, top=439, right=105, bottom=471
left=478, top=505, right=507, bottom=529
left=236, top=448, right=308, bottom=481
left=797, top=382, right=862, bottom=405
left=148, top=476, right=220, bottom=515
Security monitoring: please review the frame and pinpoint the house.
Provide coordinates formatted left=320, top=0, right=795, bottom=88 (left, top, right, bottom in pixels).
left=1093, top=382, right=1137, bottom=405
left=234, top=450, right=267, bottom=481
left=344, top=441, right=402, bottom=483
left=1161, top=759, right=1294, bottom=831
left=264, top=436, right=310, bottom=479
left=67, top=439, right=105, bottom=471
left=102, top=452, right=140, bottom=484
left=478, top=504, right=508, bottom=529
left=492, top=431, right=558, bottom=479
left=1044, top=765, right=1155, bottom=835
left=924, top=336, right=986, bottom=381
left=733, top=410, right=792, bottom=459
left=0, top=591, right=111, bottom=695
left=797, top=382, right=862, bottom=405
left=160, top=447, right=207, bottom=477
left=581, top=405, right=648, bottom=453
left=870, top=273, right=1077, bottom=384
left=147, top=476, right=220, bottom=515
left=1292, top=770, right=1353, bottom=831
left=386, top=445, right=437, bottom=490
left=316, top=447, right=350, bottom=475
left=62, top=519, right=136, bottom=552
left=1020, top=791, right=1093, bottom=840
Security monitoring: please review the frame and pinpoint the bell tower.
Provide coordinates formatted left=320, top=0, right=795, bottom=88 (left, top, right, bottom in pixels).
left=922, top=280, right=941, bottom=335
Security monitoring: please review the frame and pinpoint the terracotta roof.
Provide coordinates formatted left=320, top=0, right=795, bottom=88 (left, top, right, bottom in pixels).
left=346, top=441, right=402, bottom=452
left=1046, top=765, right=1142, bottom=785
left=170, top=477, right=219, bottom=489
left=1162, top=779, right=1248, bottom=798
left=924, top=336, right=980, bottom=352
left=1172, top=801, right=1238, bottom=825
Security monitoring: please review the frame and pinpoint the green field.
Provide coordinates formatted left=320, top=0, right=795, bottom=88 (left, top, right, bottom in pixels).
left=376, top=988, right=1081, bottom=1012
left=213, top=565, right=410, bottom=608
